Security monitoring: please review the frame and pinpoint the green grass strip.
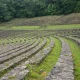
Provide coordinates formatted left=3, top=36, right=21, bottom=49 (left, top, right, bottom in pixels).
left=64, top=38, right=80, bottom=80
left=0, top=24, right=80, bottom=30
left=47, top=24, right=80, bottom=30
left=24, top=37, right=61, bottom=80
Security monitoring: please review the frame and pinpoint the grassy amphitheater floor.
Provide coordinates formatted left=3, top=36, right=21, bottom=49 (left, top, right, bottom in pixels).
left=0, top=25, right=80, bottom=80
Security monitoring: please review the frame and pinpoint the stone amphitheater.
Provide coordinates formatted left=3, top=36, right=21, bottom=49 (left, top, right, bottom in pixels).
left=0, top=29, right=80, bottom=80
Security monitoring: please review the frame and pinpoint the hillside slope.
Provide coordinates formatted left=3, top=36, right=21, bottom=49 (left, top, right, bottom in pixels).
left=0, top=13, right=80, bottom=26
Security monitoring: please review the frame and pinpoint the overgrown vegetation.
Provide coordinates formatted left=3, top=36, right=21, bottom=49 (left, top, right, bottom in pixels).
left=0, top=0, right=80, bottom=22
left=24, top=37, right=61, bottom=80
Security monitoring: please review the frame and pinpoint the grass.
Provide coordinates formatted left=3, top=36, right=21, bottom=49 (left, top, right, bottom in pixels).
left=0, top=24, right=80, bottom=30
left=47, top=24, right=80, bottom=30
left=0, top=26, right=39, bottom=30
left=12, top=26, right=39, bottom=30
left=24, top=37, right=61, bottom=80
left=64, top=38, right=80, bottom=80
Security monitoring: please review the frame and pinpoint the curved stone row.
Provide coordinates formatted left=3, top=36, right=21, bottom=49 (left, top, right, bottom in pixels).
left=0, top=38, right=35, bottom=58
left=0, top=38, right=47, bottom=80
left=0, top=40, right=28, bottom=53
left=45, top=37, right=74, bottom=80
left=67, top=36, right=80, bottom=45
left=71, top=35, right=80, bottom=38
left=0, top=38, right=41, bottom=72
left=0, top=40, right=30, bottom=57
left=0, top=35, right=36, bottom=52
left=0, top=38, right=31, bottom=54
left=28, top=38, right=54, bottom=64
left=0, top=38, right=40, bottom=64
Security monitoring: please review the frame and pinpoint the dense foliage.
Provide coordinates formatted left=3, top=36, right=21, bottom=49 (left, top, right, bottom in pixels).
left=0, top=0, right=80, bottom=22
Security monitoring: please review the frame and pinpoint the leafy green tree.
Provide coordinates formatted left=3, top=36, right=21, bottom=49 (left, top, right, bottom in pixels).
left=47, top=4, right=56, bottom=15
left=0, top=1, right=12, bottom=22
left=0, top=0, right=80, bottom=22
left=61, top=0, right=76, bottom=14
left=34, top=2, right=46, bottom=16
left=75, top=1, right=80, bottom=12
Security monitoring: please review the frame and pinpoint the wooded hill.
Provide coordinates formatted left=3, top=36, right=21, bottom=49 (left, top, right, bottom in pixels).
left=0, top=0, right=80, bottom=22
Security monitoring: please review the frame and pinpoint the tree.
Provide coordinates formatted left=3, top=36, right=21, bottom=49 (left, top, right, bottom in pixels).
left=47, top=4, right=56, bottom=15
left=61, top=0, right=76, bottom=14
left=0, top=0, right=80, bottom=22
left=75, top=1, right=80, bottom=12
left=0, top=1, right=12, bottom=22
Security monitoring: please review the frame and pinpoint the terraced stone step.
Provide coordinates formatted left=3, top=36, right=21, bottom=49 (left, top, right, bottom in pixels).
left=67, top=36, right=80, bottom=45
left=0, top=38, right=41, bottom=72
left=0, top=41, right=26, bottom=54
left=71, top=35, right=80, bottom=38
left=0, top=38, right=47, bottom=80
left=28, top=38, right=54, bottom=64
left=0, top=38, right=30, bottom=54
left=45, top=37, right=74, bottom=80
left=0, top=38, right=45, bottom=71
left=0, top=39, right=38, bottom=64
left=0, top=39, right=34, bottom=58
left=0, top=41, right=30, bottom=57
left=0, top=61, right=29, bottom=80
left=0, top=36, right=36, bottom=51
